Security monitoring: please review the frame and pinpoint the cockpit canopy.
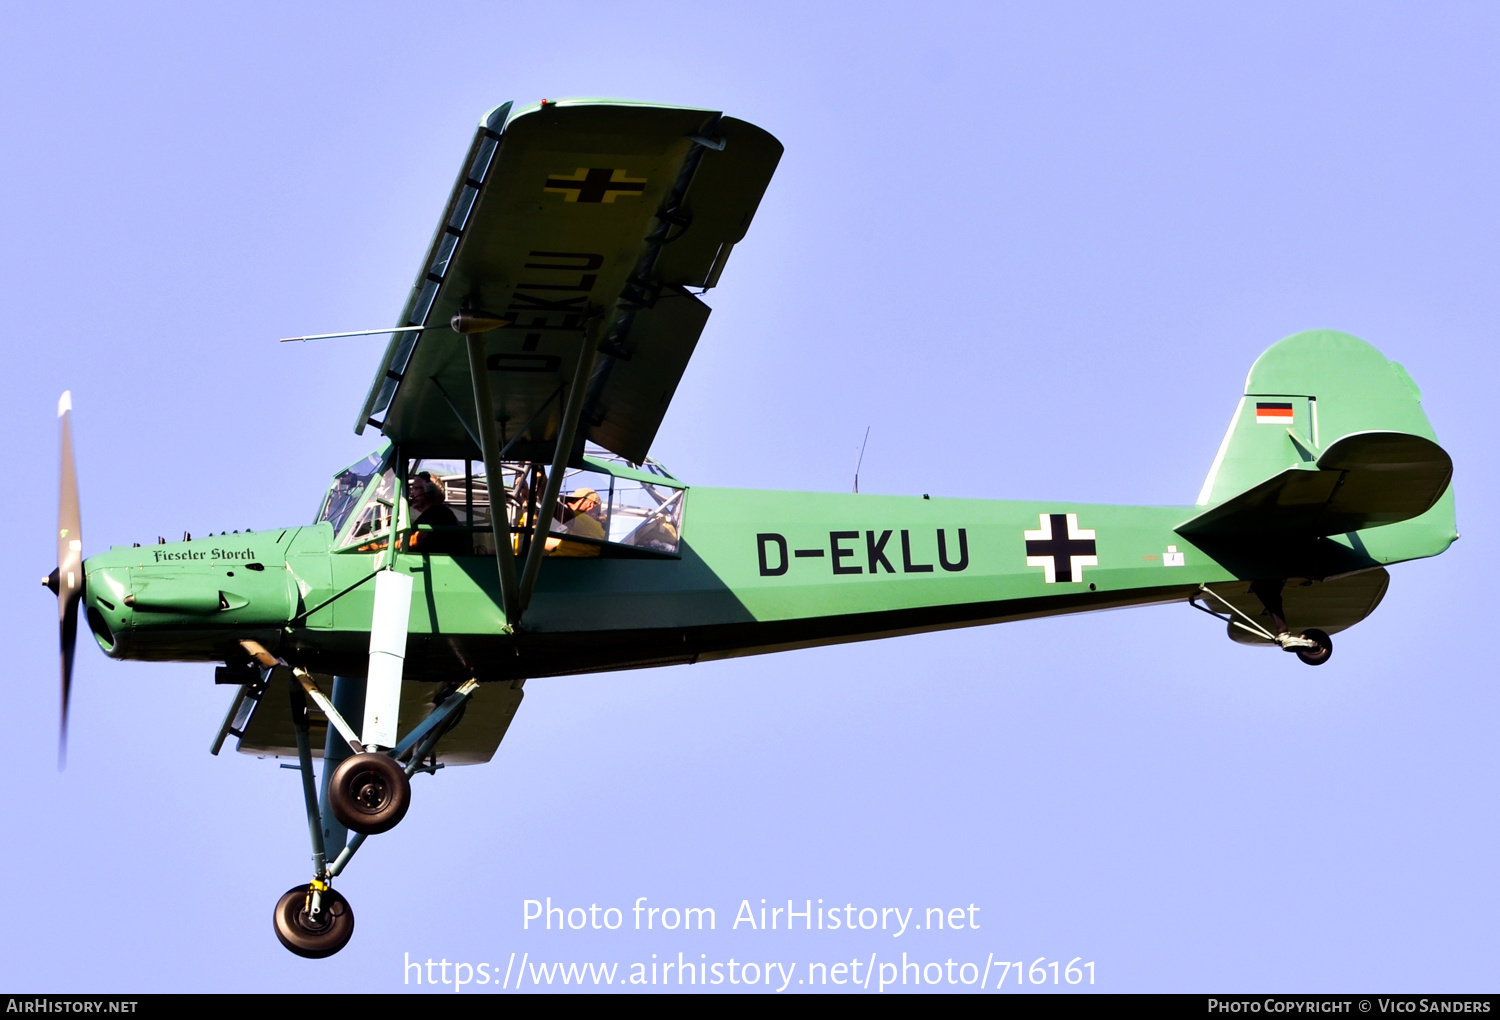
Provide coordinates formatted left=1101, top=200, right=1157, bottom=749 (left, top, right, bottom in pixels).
left=316, top=443, right=685, bottom=558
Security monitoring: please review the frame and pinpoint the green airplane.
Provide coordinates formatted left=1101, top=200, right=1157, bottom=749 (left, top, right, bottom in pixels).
left=45, top=99, right=1457, bottom=958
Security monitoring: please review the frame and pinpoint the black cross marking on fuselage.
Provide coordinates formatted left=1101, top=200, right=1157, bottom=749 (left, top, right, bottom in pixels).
left=1025, top=514, right=1097, bottom=583
left=544, top=168, right=646, bottom=203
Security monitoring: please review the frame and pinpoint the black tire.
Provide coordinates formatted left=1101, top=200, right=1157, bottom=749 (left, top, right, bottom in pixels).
left=328, top=752, right=411, bottom=835
left=1296, top=628, right=1332, bottom=666
left=273, top=885, right=354, bottom=958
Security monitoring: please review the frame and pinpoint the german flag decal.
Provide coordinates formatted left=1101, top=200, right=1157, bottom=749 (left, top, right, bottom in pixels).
left=1255, top=401, right=1294, bottom=424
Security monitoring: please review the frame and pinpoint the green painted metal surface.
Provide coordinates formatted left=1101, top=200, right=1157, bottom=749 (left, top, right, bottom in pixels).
left=71, top=103, right=1458, bottom=764
left=1196, top=330, right=1444, bottom=507
left=81, top=339, right=1456, bottom=678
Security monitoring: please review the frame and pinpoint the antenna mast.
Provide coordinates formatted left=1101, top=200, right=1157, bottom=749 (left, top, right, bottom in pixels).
left=853, top=426, right=870, bottom=493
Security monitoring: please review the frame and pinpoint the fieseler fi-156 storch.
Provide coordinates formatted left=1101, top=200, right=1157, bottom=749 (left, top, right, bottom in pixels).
left=45, top=99, right=1457, bottom=957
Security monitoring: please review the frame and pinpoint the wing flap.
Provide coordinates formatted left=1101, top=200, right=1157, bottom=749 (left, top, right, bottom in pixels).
left=585, top=287, right=711, bottom=463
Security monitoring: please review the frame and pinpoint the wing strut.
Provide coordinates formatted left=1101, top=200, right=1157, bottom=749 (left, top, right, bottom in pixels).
left=464, top=335, right=523, bottom=626
left=516, top=322, right=602, bottom=615
left=462, top=314, right=602, bottom=626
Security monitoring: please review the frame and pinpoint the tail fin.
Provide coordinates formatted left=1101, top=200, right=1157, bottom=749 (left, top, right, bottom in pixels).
left=1186, top=330, right=1455, bottom=556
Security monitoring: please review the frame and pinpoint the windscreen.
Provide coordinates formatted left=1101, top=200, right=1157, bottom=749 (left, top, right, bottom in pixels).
left=317, top=452, right=385, bottom=534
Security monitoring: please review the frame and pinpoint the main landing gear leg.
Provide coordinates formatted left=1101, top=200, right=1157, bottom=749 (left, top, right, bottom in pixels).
left=242, top=638, right=414, bottom=839
left=270, top=674, right=483, bottom=958
left=322, top=569, right=418, bottom=838
left=274, top=680, right=355, bottom=959
left=317, top=676, right=363, bottom=863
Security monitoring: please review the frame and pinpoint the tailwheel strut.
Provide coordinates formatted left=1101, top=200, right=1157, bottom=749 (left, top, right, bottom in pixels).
left=1190, top=582, right=1334, bottom=666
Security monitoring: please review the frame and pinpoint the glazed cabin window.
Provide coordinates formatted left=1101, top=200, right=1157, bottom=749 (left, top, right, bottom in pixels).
left=340, top=467, right=396, bottom=550
left=393, top=451, right=684, bottom=557
left=407, top=458, right=487, bottom=556
left=605, top=477, right=684, bottom=553
left=317, top=452, right=384, bottom=534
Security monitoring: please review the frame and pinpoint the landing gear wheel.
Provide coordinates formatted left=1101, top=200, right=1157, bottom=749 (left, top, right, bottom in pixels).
left=1296, top=628, right=1332, bottom=666
left=329, top=751, right=410, bottom=834
left=273, top=885, right=354, bottom=958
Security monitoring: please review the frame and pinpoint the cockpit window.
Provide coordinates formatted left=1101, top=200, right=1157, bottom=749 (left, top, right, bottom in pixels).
left=317, top=452, right=384, bottom=534
left=397, top=455, right=685, bottom=557
left=340, top=466, right=396, bottom=549
left=605, top=476, right=684, bottom=552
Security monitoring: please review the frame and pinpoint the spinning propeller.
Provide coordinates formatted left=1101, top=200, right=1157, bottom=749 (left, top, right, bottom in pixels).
left=43, top=392, right=82, bottom=769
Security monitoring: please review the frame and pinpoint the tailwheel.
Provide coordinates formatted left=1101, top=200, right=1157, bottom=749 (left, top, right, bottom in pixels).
left=328, top=752, right=411, bottom=835
left=274, top=883, right=354, bottom=958
left=1295, top=628, right=1332, bottom=666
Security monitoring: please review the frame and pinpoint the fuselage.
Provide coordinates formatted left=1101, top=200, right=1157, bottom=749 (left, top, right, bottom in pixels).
left=79, top=449, right=1451, bottom=683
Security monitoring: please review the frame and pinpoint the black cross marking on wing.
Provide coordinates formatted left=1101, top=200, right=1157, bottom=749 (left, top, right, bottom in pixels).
left=544, top=168, right=648, bottom=204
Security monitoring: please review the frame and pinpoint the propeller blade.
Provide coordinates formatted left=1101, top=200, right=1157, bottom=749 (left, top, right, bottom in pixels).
left=60, top=595, right=78, bottom=769
left=56, top=391, right=82, bottom=770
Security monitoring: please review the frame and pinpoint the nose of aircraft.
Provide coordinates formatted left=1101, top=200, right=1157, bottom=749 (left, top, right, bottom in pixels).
left=81, top=561, right=130, bottom=654
left=79, top=543, right=302, bottom=661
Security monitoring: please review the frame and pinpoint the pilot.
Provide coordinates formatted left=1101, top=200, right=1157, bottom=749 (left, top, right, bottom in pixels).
left=408, top=472, right=465, bottom=554
left=547, top=487, right=605, bottom=557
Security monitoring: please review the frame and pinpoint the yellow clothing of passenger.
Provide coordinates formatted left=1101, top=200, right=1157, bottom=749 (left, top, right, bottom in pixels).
left=550, top=511, right=605, bottom=557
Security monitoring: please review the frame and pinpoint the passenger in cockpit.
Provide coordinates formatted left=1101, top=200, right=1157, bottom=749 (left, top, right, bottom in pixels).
left=563, top=488, right=605, bottom=538
left=548, top=487, right=605, bottom=557
left=408, top=472, right=465, bottom=555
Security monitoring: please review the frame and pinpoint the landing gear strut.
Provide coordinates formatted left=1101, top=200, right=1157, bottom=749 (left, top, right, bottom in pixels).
left=268, top=669, right=483, bottom=957
left=1191, top=582, right=1334, bottom=666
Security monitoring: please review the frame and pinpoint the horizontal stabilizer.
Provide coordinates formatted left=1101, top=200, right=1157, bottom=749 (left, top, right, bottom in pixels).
left=1178, top=431, right=1452, bottom=539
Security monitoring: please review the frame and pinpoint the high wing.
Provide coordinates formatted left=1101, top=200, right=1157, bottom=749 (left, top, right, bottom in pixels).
left=355, top=99, right=782, bottom=464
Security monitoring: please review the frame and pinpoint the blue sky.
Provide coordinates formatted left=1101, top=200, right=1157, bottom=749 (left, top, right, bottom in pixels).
left=2, top=0, right=1496, bottom=993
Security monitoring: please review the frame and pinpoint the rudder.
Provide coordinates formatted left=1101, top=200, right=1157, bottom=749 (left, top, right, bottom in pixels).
left=1188, top=329, right=1456, bottom=561
left=1197, top=330, right=1435, bottom=505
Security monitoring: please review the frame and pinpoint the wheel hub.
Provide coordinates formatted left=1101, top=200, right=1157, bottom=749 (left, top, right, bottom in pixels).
left=351, top=770, right=390, bottom=812
left=298, top=901, right=337, bottom=934
left=329, top=751, right=412, bottom=835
